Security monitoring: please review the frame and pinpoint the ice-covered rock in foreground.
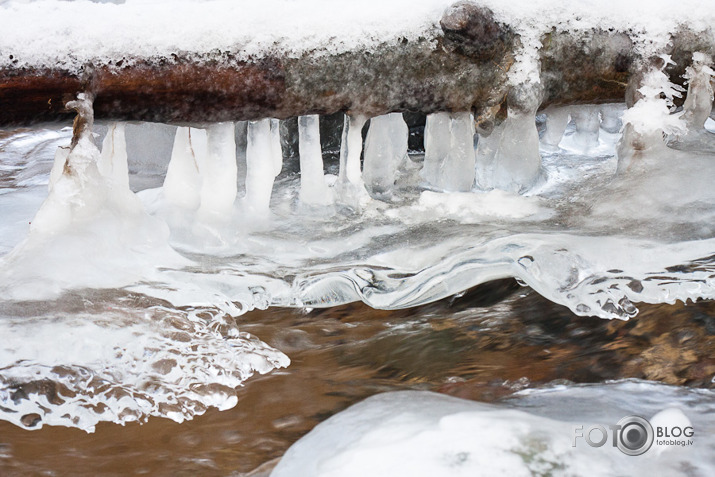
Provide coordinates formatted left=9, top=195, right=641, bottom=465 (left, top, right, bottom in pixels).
left=272, top=383, right=715, bottom=477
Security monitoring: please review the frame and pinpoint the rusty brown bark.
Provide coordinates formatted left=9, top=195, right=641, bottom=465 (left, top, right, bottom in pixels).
left=0, top=3, right=711, bottom=127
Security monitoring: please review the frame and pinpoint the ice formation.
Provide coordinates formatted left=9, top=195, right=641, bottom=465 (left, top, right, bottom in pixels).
left=198, top=122, right=237, bottom=219
left=1, top=0, right=715, bottom=434
left=362, top=113, right=409, bottom=197
left=422, top=112, right=475, bottom=192
left=540, top=106, right=570, bottom=151
left=477, top=81, right=543, bottom=193
left=298, top=115, right=332, bottom=206
left=245, top=118, right=282, bottom=215
left=272, top=382, right=715, bottom=477
left=163, top=127, right=206, bottom=210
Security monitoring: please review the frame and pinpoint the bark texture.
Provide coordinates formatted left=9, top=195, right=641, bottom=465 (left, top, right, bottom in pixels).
left=0, top=2, right=712, bottom=126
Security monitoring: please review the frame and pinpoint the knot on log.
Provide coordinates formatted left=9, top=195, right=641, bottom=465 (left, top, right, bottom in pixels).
left=440, top=1, right=511, bottom=61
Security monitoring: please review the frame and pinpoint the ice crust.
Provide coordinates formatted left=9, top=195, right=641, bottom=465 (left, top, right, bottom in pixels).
left=272, top=382, right=715, bottom=477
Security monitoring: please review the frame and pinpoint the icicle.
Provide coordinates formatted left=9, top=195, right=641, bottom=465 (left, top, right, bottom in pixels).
left=197, top=122, right=237, bottom=218
left=98, top=122, right=129, bottom=189
left=362, top=113, right=408, bottom=197
left=570, top=106, right=600, bottom=151
left=422, top=112, right=475, bottom=192
left=475, top=121, right=504, bottom=190
left=245, top=118, right=281, bottom=215
left=479, top=80, right=542, bottom=193
left=338, top=113, right=367, bottom=186
left=269, top=118, right=283, bottom=177
left=298, top=115, right=332, bottom=205
left=422, top=112, right=450, bottom=186
left=48, top=146, right=70, bottom=191
left=599, top=104, right=623, bottom=134
left=164, top=127, right=207, bottom=210
left=540, top=107, right=570, bottom=152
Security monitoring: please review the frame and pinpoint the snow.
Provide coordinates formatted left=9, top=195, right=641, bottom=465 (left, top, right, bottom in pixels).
left=0, top=1, right=712, bottom=74
left=271, top=383, right=715, bottom=477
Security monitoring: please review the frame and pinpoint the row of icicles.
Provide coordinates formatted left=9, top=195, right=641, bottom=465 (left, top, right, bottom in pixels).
left=54, top=52, right=713, bottom=222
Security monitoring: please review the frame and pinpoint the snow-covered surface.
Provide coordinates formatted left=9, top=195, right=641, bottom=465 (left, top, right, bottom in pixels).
left=0, top=0, right=713, bottom=73
left=272, top=382, right=715, bottom=477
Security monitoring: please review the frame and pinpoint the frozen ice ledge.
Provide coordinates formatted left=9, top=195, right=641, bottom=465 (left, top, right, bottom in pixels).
left=0, top=0, right=714, bottom=321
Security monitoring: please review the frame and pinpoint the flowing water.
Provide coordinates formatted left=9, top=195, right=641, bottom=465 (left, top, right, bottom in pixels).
left=1, top=104, right=714, bottom=475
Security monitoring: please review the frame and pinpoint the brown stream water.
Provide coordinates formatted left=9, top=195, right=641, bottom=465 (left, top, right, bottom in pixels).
left=1, top=280, right=713, bottom=476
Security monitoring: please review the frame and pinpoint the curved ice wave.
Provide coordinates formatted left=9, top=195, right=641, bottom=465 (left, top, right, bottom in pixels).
left=0, top=300, right=289, bottom=432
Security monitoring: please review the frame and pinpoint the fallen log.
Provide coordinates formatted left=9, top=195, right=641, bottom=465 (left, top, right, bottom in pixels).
left=0, top=0, right=712, bottom=126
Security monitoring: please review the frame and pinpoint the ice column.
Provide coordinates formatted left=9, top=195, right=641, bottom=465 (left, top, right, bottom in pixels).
left=599, top=105, right=623, bottom=134
left=164, top=127, right=207, bottom=210
left=98, top=122, right=129, bottom=189
left=298, top=115, right=332, bottom=205
left=338, top=113, right=367, bottom=186
left=245, top=118, right=282, bottom=214
left=682, top=52, right=714, bottom=131
left=570, top=106, right=600, bottom=151
left=478, top=81, right=542, bottom=193
left=422, top=112, right=475, bottom=191
left=540, top=107, right=570, bottom=152
left=198, top=122, right=237, bottom=218
left=362, top=113, right=408, bottom=197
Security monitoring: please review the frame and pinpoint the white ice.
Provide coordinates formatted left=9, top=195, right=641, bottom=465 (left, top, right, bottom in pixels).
left=198, top=122, right=237, bottom=219
left=570, top=106, right=600, bottom=152
left=362, top=113, right=408, bottom=197
left=298, top=115, right=332, bottom=206
left=540, top=106, right=570, bottom=152
left=272, top=382, right=715, bottom=477
left=245, top=118, right=282, bottom=215
left=477, top=82, right=542, bottom=193
left=163, top=127, right=207, bottom=210
left=422, top=112, right=475, bottom=192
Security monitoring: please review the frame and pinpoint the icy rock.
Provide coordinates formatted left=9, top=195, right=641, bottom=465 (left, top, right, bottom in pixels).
left=477, top=81, right=543, bottom=193
left=422, top=111, right=475, bottom=192
left=298, top=115, right=332, bottom=205
left=540, top=106, right=570, bottom=152
left=362, top=113, right=408, bottom=197
left=163, top=127, right=207, bottom=210
left=245, top=118, right=282, bottom=214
